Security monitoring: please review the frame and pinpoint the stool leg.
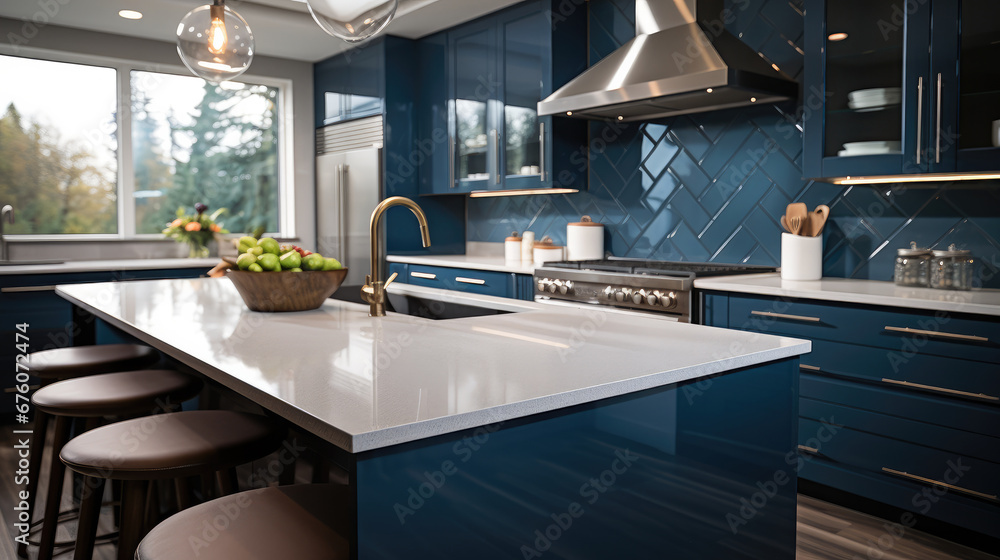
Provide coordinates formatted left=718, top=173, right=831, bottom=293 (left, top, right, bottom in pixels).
left=16, top=409, right=49, bottom=558
left=117, top=479, right=147, bottom=560
left=174, top=477, right=193, bottom=511
left=73, top=477, right=106, bottom=560
left=36, top=415, right=71, bottom=560
left=217, top=468, right=240, bottom=495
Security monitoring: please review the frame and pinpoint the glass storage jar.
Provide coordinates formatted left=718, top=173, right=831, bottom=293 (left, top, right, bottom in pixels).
left=894, top=242, right=931, bottom=287
left=929, top=244, right=975, bottom=290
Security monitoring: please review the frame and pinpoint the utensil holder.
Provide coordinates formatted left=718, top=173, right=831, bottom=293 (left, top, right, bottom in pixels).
left=781, top=233, right=823, bottom=281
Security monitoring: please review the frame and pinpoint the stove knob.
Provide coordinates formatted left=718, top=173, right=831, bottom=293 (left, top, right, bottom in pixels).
left=646, top=292, right=659, bottom=306
left=660, top=291, right=677, bottom=309
left=558, top=280, right=573, bottom=295
left=632, top=289, right=646, bottom=305
left=614, top=288, right=629, bottom=303
left=547, top=280, right=561, bottom=294
left=536, top=278, right=550, bottom=292
left=603, top=286, right=615, bottom=300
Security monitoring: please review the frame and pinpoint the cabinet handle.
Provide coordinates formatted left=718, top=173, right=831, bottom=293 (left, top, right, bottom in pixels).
left=410, top=272, right=437, bottom=280
left=448, top=134, right=456, bottom=189
left=337, top=164, right=348, bottom=265
left=2, top=285, right=58, bottom=292
left=491, top=129, right=501, bottom=184
left=455, top=277, right=486, bottom=285
left=883, top=325, right=988, bottom=343
left=799, top=364, right=821, bottom=371
left=881, top=378, right=998, bottom=401
left=538, top=121, right=546, bottom=182
left=750, top=310, right=821, bottom=322
left=882, top=468, right=998, bottom=501
left=915, top=76, right=923, bottom=165
left=797, top=445, right=819, bottom=454
left=934, top=73, right=942, bottom=164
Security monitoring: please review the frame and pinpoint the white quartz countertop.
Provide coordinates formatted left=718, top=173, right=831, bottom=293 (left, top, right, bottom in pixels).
left=57, top=278, right=809, bottom=453
left=387, top=253, right=535, bottom=275
left=0, top=258, right=218, bottom=276
left=694, top=273, right=1000, bottom=317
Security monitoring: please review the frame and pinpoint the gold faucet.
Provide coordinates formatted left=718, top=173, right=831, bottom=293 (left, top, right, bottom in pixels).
left=361, top=196, right=431, bottom=317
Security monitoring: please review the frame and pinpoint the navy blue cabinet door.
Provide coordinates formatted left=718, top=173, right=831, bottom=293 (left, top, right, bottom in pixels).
left=450, top=19, right=498, bottom=193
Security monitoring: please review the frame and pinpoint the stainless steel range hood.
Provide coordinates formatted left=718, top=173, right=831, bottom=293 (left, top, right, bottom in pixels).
left=538, top=0, right=798, bottom=122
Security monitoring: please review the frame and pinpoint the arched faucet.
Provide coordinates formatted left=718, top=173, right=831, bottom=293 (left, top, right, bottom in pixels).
left=361, top=197, right=431, bottom=317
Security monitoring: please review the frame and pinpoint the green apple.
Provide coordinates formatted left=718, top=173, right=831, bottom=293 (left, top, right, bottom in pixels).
left=247, top=263, right=263, bottom=273
left=236, top=253, right=257, bottom=271
left=303, top=253, right=326, bottom=271
left=322, top=257, right=342, bottom=271
left=257, top=253, right=280, bottom=272
left=258, top=237, right=280, bottom=255
left=279, top=251, right=302, bottom=270
left=247, top=246, right=264, bottom=257
left=238, top=236, right=258, bottom=253
left=290, top=267, right=303, bottom=272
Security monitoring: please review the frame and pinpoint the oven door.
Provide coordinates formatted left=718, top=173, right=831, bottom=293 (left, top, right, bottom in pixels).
left=533, top=297, right=683, bottom=322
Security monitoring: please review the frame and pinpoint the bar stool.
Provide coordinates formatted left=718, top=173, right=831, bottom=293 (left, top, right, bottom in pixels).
left=19, top=344, right=160, bottom=558
left=27, top=369, right=203, bottom=560
left=136, top=484, right=350, bottom=560
left=60, top=410, right=285, bottom=560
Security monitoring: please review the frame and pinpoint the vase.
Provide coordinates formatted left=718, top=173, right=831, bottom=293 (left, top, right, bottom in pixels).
left=186, top=240, right=210, bottom=258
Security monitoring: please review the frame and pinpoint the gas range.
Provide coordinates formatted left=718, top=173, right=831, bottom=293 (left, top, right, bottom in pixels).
left=533, top=258, right=776, bottom=323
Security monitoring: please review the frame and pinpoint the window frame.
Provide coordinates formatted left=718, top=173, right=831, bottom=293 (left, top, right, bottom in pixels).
left=0, top=44, right=296, bottom=240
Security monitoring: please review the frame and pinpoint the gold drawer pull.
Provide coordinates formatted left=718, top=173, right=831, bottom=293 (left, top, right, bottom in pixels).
left=883, top=326, right=988, bottom=343
left=797, top=445, right=819, bottom=454
left=410, top=272, right=437, bottom=280
left=750, top=310, right=821, bottom=322
left=2, top=285, right=58, bottom=292
left=455, top=277, right=486, bottom=285
left=882, top=468, right=998, bottom=501
left=799, top=364, right=821, bottom=371
left=881, top=378, right=999, bottom=401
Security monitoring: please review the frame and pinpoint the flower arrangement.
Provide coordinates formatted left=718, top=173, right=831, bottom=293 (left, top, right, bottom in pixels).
left=163, top=203, right=229, bottom=258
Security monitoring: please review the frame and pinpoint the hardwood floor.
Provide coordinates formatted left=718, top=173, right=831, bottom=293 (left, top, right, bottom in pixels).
left=1, top=423, right=996, bottom=559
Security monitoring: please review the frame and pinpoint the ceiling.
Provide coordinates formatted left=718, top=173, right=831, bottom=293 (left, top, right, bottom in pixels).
left=0, top=0, right=525, bottom=62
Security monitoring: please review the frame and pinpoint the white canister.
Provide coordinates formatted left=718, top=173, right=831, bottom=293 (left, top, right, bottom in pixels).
left=780, top=233, right=823, bottom=281
left=533, top=237, right=564, bottom=265
left=566, top=216, right=604, bottom=260
left=504, top=232, right=522, bottom=265
left=521, top=231, right=535, bottom=262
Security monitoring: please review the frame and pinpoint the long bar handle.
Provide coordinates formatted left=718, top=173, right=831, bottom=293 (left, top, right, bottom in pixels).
left=799, top=364, right=822, bottom=371
left=410, top=271, right=437, bottom=280
left=935, top=73, right=942, bottom=164
left=491, top=129, right=501, bottom=184
left=2, top=285, right=58, bottom=293
left=455, top=277, right=486, bottom=285
left=882, top=468, right=997, bottom=501
left=750, top=310, right=821, bottom=322
left=915, top=76, right=923, bottom=165
left=797, top=445, right=819, bottom=454
left=881, top=378, right=998, bottom=401
left=883, top=325, right=988, bottom=343
left=538, top=121, right=546, bottom=182
left=337, top=164, right=348, bottom=265
left=448, top=134, right=456, bottom=189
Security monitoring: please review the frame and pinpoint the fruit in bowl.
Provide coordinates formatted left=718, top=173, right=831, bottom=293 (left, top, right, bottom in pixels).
left=225, top=238, right=347, bottom=312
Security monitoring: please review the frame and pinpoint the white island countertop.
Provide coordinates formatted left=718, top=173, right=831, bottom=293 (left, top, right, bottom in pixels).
left=695, top=273, right=1000, bottom=317
left=57, top=278, right=809, bottom=453
left=0, top=258, right=218, bottom=276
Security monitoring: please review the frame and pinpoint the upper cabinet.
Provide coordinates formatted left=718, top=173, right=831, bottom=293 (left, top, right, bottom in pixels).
left=804, top=0, right=1000, bottom=180
left=419, top=0, right=587, bottom=195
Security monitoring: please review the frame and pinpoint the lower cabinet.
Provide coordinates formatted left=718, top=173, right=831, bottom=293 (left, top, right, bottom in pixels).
left=702, top=290, right=1000, bottom=541
left=389, top=262, right=533, bottom=301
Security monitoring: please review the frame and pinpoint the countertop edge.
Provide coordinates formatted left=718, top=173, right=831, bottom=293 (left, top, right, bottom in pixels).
left=1, top=258, right=219, bottom=276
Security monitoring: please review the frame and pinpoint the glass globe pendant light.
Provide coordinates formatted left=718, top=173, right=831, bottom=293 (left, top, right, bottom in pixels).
left=176, top=0, right=254, bottom=83
left=305, top=0, right=398, bottom=43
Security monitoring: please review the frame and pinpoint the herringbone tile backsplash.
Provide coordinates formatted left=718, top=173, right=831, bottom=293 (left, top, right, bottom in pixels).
left=467, top=0, right=1000, bottom=288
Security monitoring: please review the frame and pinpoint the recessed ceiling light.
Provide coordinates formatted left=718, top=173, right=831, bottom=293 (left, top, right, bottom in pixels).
left=828, top=32, right=848, bottom=41
left=119, top=9, right=143, bottom=19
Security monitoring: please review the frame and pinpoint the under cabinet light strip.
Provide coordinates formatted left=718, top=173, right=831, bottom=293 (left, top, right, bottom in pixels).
left=469, top=188, right=579, bottom=198
left=830, top=172, right=1000, bottom=185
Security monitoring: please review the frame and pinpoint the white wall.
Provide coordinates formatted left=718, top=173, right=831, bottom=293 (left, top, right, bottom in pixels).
left=0, top=18, right=316, bottom=261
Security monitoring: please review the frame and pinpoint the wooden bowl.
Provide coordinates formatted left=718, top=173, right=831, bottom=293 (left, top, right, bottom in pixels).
left=226, top=268, right=349, bottom=312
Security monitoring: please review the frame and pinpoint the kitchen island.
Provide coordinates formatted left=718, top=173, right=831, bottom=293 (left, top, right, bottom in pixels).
left=57, top=278, right=810, bottom=560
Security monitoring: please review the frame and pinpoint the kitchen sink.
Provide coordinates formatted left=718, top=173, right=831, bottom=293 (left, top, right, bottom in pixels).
left=330, top=285, right=512, bottom=320
left=0, top=259, right=65, bottom=266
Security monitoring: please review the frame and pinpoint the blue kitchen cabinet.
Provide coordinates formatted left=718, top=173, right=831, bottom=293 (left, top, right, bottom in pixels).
left=701, top=290, right=1000, bottom=542
left=313, top=44, right=384, bottom=128
left=391, top=263, right=534, bottom=301
left=419, top=0, right=587, bottom=195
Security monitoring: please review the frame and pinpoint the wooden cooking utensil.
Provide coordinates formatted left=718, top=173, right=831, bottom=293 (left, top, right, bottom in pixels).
left=780, top=215, right=792, bottom=234
left=810, top=205, right=830, bottom=236
left=788, top=216, right=803, bottom=235
left=785, top=203, right=808, bottom=236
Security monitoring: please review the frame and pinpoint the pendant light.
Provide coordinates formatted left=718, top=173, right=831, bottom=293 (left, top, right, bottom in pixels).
left=176, top=0, right=254, bottom=83
left=305, top=0, right=398, bottom=43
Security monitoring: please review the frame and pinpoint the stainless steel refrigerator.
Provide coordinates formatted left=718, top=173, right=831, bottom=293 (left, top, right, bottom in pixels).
left=315, top=116, right=383, bottom=287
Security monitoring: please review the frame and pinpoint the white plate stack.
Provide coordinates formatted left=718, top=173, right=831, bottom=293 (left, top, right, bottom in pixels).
left=847, top=87, right=902, bottom=112
left=838, top=140, right=902, bottom=157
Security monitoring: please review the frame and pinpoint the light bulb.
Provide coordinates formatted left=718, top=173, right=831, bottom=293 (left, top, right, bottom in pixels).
left=306, top=0, right=398, bottom=43
left=208, top=4, right=227, bottom=55
left=176, top=0, right=254, bottom=83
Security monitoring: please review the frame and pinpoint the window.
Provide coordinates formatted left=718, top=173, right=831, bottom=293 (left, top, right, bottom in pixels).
left=0, top=52, right=289, bottom=238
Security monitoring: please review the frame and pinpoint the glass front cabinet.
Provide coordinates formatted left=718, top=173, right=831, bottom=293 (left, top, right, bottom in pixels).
left=804, top=0, right=1000, bottom=179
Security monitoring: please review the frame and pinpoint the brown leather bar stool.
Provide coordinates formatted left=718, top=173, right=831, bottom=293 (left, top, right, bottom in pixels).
left=19, top=344, right=160, bottom=558
left=28, top=369, right=203, bottom=560
left=60, top=410, right=285, bottom=560
left=136, top=484, right=350, bottom=560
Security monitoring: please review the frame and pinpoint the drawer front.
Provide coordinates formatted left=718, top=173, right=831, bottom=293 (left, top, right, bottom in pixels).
left=406, top=265, right=448, bottom=289
left=800, top=393, right=1000, bottom=465
left=802, top=338, right=1000, bottom=405
left=799, top=417, right=1000, bottom=504
left=406, top=265, right=512, bottom=298
left=801, top=374, right=1000, bottom=438
left=729, top=294, right=1000, bottom=363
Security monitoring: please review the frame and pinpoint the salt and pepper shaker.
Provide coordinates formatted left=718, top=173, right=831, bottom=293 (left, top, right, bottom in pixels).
left=521, top=231, right=535, bottom=262
left=894, top=242, right=931, bottom=287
